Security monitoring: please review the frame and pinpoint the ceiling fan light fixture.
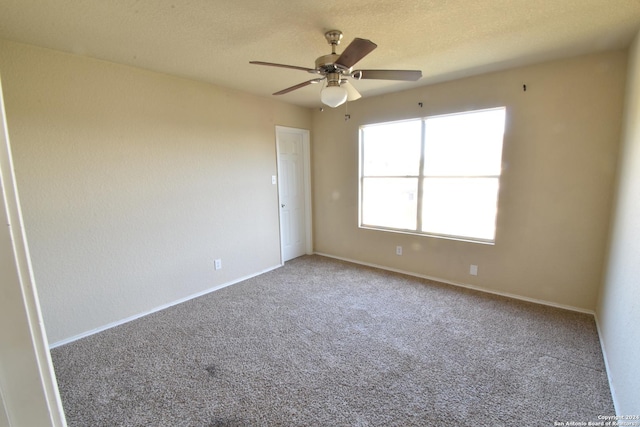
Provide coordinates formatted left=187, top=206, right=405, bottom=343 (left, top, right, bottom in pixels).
left=321, top=85, right=348, bottom=108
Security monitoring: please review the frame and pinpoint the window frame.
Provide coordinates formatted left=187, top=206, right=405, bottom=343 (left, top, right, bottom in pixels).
left=358, top=107, right=506, bottom=245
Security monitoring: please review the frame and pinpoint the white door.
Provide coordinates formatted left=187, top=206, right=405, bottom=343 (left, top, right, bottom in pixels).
left=276, top=127, right=310, bottom=262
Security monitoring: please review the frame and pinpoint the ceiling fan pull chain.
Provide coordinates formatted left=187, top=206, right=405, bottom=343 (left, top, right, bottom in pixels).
left=344, top=98, right=351, bottom=121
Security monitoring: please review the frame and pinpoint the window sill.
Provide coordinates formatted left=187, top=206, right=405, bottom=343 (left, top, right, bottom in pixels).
left=358, top=225, right=496, bottom=246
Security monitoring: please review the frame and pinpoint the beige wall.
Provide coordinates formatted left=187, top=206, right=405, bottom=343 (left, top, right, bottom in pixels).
left=312, top=51, right=626, bottom=311
left=0, top=39, right=311, bottom=344
left=598, top=31, right=640, bottom=414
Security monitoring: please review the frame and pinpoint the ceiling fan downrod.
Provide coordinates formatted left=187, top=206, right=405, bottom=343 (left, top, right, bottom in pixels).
left=324, top=30, right=343, bottom=54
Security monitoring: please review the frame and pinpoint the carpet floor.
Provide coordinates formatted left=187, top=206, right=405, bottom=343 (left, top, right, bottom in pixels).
left=50, top=255, right=614, bottom=426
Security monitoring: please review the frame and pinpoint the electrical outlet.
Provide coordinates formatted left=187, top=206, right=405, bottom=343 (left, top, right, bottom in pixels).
left=271, top=175, right=277, bottom=185
left=396, top=246, right=403, bottom=256
left=470, top=264, right=478, bottom=276
left=214, top=259, right=222, bottom=270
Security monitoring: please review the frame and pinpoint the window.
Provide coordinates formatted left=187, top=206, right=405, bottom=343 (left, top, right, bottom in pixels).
left=359, top=107, right=506, bottom=243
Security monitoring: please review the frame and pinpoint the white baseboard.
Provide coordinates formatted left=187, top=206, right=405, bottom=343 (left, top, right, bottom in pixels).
left=314, top=252, right=595, bottom=315
left=49, top=263, right=284, bottom=349
left=52, top=253, right=594, bottom=349
left=593, top=314, right=620, bottom=415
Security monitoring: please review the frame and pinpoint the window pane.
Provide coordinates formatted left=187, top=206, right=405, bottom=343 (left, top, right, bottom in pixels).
left=424, top=108, right=505, bottom=176
left=421, top=178, right=499, bottom=241
left=362, top=178, right=418, bottom=230
left=362, top=120, right=422, bottom=176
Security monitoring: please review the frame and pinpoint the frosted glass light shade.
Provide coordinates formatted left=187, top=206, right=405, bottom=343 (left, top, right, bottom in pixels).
left=321, top=86, right=348, bottom=108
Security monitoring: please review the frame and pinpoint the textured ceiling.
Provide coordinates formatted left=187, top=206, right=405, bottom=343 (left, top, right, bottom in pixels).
left=1, top=0, right=640, bottom=108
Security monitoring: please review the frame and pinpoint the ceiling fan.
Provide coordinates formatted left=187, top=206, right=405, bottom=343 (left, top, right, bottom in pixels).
left=250, top=30, right=422, bottom=108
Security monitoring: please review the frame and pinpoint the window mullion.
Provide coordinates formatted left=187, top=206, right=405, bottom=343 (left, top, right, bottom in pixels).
left=416, top=119, right=426, bottom=232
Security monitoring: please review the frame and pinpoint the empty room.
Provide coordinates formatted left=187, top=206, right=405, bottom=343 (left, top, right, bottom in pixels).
left=1, top=1, right=639, bottom=426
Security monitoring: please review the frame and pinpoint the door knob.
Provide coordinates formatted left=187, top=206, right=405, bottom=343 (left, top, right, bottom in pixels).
left=281, top=204, right=285, bottom=208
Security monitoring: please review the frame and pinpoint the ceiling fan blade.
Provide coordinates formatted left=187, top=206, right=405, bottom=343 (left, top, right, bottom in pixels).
left=250, top=61, right=315, bottom=73
left=342, top=81, right=362, bottom=101
left=353, top=69, right=422, bottom=81
left=335, top=38, right=377, bottom=68
left=273, top=79, right=323, bottom=95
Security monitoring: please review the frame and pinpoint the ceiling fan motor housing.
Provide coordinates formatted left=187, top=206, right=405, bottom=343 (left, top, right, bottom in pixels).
left=314, top=53, right=349, bottom=75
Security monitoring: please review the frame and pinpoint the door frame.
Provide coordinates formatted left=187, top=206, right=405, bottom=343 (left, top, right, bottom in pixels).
left=275, top=126, right=313, bottom=264
left=0, top=75, right=67, bottom=425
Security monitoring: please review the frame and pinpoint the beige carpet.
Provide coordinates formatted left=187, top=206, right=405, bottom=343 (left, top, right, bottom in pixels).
left=51, top=255, right=614, bottom=426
